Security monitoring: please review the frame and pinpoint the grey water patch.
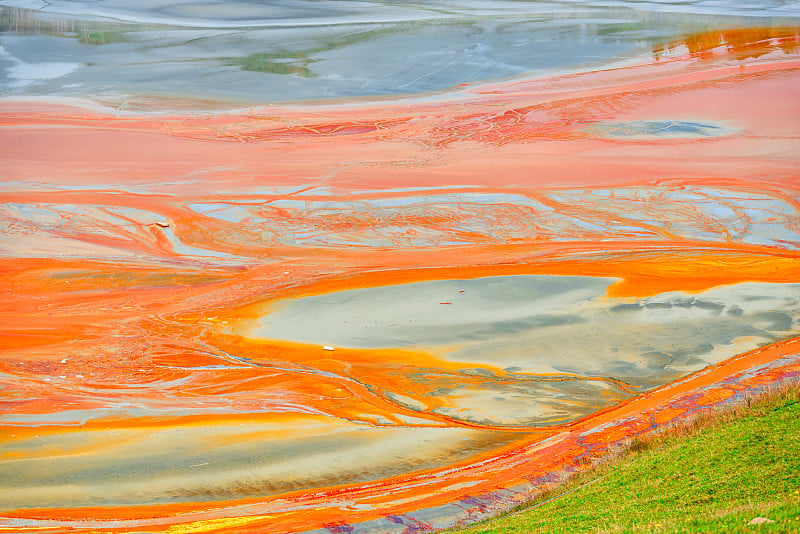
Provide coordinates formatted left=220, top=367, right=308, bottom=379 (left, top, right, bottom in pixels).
left=250, top=276, right=800, bottom=428
left=584, top=120, right=738, bottom=139
left=2, top=1, right=795, bottom=106
left=427, top=373, right=632, bottom=426
left=451, top=281, right=800, bottom=388
left=254, top=275, right=617, bottom=349
left=547, top=186, right=800, bottom=251
left=254, top=275, right=800, bottom=408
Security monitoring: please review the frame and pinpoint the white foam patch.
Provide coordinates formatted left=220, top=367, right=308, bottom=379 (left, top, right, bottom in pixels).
left=6, top=62, right=80, bottom=87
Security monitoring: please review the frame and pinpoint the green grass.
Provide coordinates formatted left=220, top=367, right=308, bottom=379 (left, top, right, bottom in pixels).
left=453, top=383, right=800, bottom=534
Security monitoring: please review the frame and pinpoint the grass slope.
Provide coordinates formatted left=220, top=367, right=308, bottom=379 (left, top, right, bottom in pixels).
left=454, top=384, right=800, bottom=534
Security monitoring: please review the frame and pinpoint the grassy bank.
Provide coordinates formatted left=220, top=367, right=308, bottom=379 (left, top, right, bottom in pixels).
left=453, top=382, right=800, bottom=534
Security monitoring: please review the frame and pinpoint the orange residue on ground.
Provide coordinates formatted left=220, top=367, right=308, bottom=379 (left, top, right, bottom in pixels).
left=0, top=28, right=799, bottom=533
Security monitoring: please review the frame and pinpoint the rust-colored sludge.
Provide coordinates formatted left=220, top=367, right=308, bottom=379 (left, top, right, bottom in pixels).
left=1, top=29, right=799, bottom=533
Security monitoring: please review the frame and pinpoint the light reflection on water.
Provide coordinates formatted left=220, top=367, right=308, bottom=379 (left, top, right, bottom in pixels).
left=0, top=0, right=797, bottom=105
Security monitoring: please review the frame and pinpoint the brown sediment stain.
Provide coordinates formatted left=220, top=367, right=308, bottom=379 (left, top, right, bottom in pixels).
left=0, top=28, right=799, bottom=533
left=653, top=27, right=800, bottom=61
